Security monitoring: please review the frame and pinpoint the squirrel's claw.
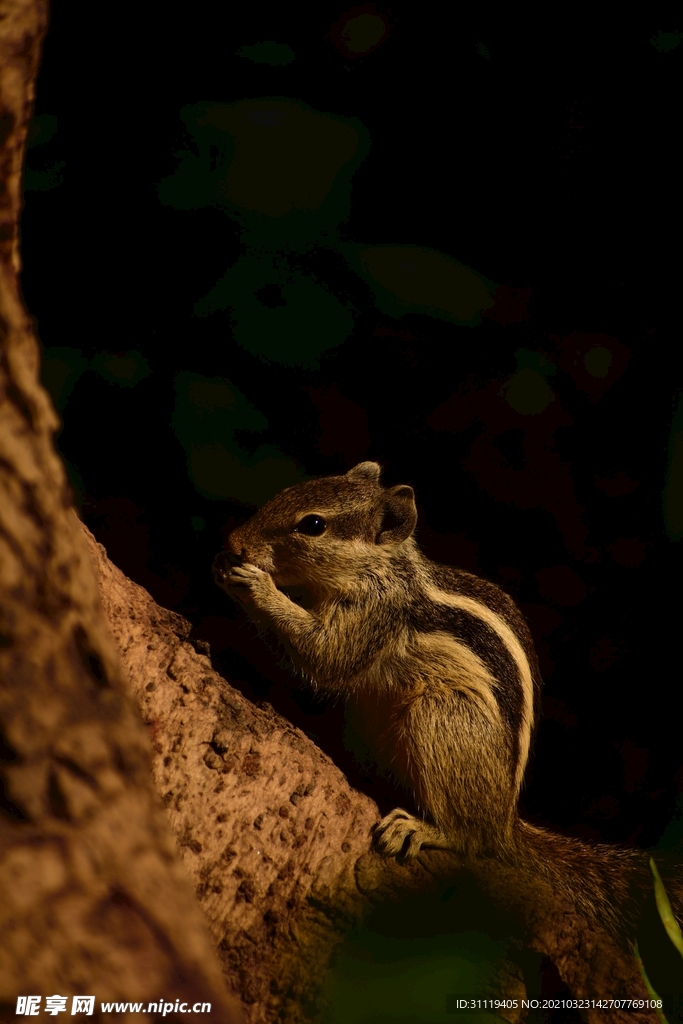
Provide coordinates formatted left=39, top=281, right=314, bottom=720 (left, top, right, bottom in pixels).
left=373, top=808, right=424, bottom=861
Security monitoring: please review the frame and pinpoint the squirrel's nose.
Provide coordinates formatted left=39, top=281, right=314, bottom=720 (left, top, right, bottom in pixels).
left=226, top=528, right=247, bottom=559
left=212, top=551, right=241, bottom=586
left=213, top=550, right=242, bottom=574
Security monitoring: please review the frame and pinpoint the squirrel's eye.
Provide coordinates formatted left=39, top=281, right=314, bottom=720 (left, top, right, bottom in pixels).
left=294, top=514, right=327, bottom=536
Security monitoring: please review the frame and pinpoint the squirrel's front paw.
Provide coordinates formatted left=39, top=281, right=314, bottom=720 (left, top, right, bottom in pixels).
left=373, top=808, right=425, bottom=861
left=213, top=557, right=274, bottom=604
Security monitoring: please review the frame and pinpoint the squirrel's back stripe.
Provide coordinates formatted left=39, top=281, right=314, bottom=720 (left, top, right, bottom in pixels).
left=422, top=584, right=534, bottom=791
left=408, top=598, right=522, bottom=775
left=407, top=630, right=500, bottom=719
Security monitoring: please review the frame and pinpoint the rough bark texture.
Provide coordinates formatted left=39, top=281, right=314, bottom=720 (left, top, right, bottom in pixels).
left=0, top=2, right=242, bottom=1020
left=82, top=525, right=379, bottom=1022
left=83, top=522, right=665, bottom=1024
left=0, top=0, right=40, bottom=276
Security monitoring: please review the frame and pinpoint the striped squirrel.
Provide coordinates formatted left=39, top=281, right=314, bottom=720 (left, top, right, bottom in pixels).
left=212, top=461, right=658, bottom=938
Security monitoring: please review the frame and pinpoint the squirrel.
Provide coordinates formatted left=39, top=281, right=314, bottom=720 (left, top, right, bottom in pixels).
left=212, top=461, right=669, bottom=942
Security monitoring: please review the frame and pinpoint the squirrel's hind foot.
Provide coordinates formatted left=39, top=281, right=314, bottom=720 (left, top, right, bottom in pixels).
left=373, top=808, right=452, bottom=862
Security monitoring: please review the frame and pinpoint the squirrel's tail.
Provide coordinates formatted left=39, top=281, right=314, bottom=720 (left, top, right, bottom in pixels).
left=464, top=821, right=683, bottom=1009
left=509, top=819, right=666, bottom=943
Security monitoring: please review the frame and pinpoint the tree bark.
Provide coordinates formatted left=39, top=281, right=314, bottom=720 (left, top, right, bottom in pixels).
left=81, top=525, right=378, bottom=1022
left=0, top=3, right=241, bottom=1020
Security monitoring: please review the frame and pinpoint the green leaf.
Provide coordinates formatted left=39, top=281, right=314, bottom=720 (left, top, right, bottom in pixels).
left=634, top=943, right=669, bottom=1024
left=651, top=858, right=683, bottom=958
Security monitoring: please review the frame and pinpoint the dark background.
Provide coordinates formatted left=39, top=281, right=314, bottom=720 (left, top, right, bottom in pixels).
left=21, top=5, right=683, bottom=865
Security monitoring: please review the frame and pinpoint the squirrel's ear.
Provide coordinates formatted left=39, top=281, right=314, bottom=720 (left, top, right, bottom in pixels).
left=346, top=461, right=382, bottom=483
left=377, top=485, right=417, bottom=545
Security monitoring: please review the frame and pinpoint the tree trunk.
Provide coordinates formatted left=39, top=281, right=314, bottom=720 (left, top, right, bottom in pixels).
left=0, top=3, right=241, bottom=1021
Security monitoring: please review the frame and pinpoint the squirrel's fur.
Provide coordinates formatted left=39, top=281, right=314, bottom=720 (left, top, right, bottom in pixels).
left=213, top=461, right=676, bottom=942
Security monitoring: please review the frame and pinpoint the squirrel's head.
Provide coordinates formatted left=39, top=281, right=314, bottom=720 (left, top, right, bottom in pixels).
left=222, top=462, right=418, bottom=590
